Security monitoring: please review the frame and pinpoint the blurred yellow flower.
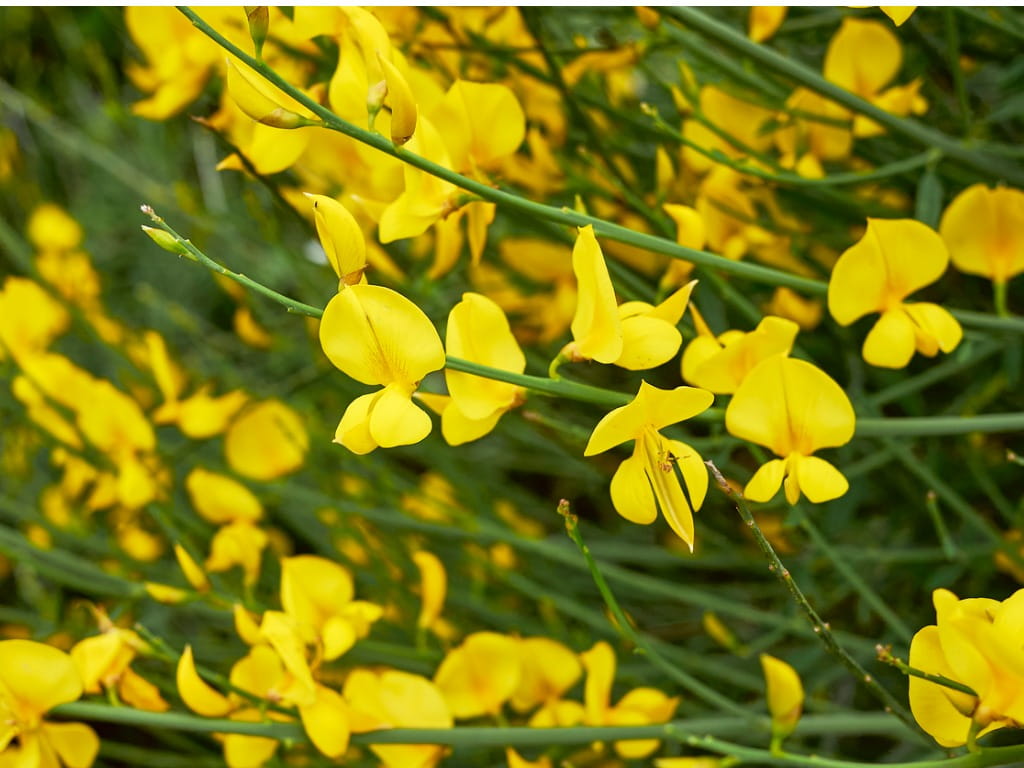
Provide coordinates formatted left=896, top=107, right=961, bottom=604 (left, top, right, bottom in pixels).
left=940, top=184, right=1024, bottom=286
left=828, top=218, right=962, bottom=369
left=434, top=632, right=522, bottom=719
left=585, top=381, right=713, bottom=550
left=224, top=400, right=308, bottom=480
left=749, top=6, right=787, bottom=43
left=760, top=654, right=804, bottom=747
left=727, top=356, right=855, bottom=504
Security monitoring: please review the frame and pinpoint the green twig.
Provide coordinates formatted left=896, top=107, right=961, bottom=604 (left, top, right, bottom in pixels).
left=876, top=645, right=977, bottom=697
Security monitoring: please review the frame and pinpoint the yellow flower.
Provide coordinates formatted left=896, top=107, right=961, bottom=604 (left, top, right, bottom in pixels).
left=26, top=204, right=83, bottom=252
left=306, top=193, right=367, bottom=287
left=185, top=469, right=263, bottom=525
left=412, top=551, right=447, bottom=632
left=434, top=632, right=522, bottom=719
left=773, top=88, right=852, bottom=177
left=566, top=225, right=622, bottom=364
left=726, top=356, right=855, bottom=505
left=909, top=588, right=1024, bottom=747
left=344, top=668, right=452, bottom=768
left=580, top=641, right=679, bottom=759
left=584, top=381, right=713, bottom=550
left=224, top=400, right=308, bottom=480
left=0, top=639, right=99, bottom=768
left=319, top=284, right=445, bottom=453
left=827, top=219, right=962, bottom=369
left=225, top=58, right=313, bottom=129
left=0, top=277, right=70, bottom=362
left=682, top=311, right=799, bottom=394
left=614, top=280, right=697, bottom=371
left=765, top=287, right=823, bottom=331
left=939, top=184, right=1024, bottom=286
left=823, top=18, right=927, bottom=137
left=509, top=638, right=582, bottom=714
left=760, top=654, right=804, bottom=747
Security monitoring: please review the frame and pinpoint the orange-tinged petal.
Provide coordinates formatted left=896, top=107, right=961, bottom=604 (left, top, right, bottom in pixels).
left=319, top=284, right=445, bottom=386
left=828, top=218, right=949, bottom=324
left=940, top=184, right=1024, bottom=284
left=863, top=308, right=916, bottom=369
left=908, top=626, right=973, bottom=747
left=446, top=292, right=525, bottom=420
left=177, top=645, right=232, bottom=717
left=41, top=722, right=99, bottom=768
left=368, top=384, right=433, bottom=448
left=300, top=685, right=350, bottom=758
left=609, top=451, right=657, bottom=525
left=570, top=225, right=622, bottom=364
left=434, top=632, right=521, bottom=719
left=306, top=194, right=366, bottom=285
left=793, top=455, right=849, bottom=503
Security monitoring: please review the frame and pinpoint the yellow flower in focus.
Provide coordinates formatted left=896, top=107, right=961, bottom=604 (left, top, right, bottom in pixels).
left=306, top=193, right=367, bottom=287
left=682, top=311, right=799, bottom=394
left=224, top=400, right=308, bottom=480
left=909, top=588, right=1024, bottom=747
left=614, top=280, right=697, bottom=371
left=939, top=184, right=1024, bottom=286
left=727, top=356, right=855, bottom=505
left=749, top=7, right=787, bottom=43
left=580, top=641, right=679, bottom=759
left=584, top=381, right=713, bottom=550
left=827, top=218, right=962, bottom=369
left=566, top=225, right=622, bottom=364
left=344, top=668, right=452, bottom=768
left=319, top=284, right=445, bottom=453
left=434, top=632, right=522, bottom=719
left=760, top=654, right=804, bottom=748
left=0, top=639, right=99, bottom=768
left=823, top=18, right=927, bottom=137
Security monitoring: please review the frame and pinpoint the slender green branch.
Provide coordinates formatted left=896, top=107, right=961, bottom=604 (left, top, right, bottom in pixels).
left=704, top=461, right=925, bottom=740
left=876, top=645, right=978, bottom=697
left=661, top=8, right=1024, bottom=187
left=558, top=500, right=755, bottom=719
left=855, top=413, right=1024, bottom=438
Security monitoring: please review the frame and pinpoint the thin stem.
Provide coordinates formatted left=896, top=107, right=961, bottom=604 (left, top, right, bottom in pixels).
left=876, top=645, right=977, bottom=697
left=855, top=413, right=1024, bottom=438
left=994, top=281, right=1009, bottom=318
left=558, top=500, right=755, bottom=719
left=704, top=461, right=925, bottom=741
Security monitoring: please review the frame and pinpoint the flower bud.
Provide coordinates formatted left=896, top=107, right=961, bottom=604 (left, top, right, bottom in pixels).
left=244, top=6, right=269, bottom=59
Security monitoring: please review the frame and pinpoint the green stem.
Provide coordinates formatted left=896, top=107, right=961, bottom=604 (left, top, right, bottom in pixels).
left=994, top=281, right=1009, bottom=318
left=558, top=500, right=754, bottom=719
left=876, top=646, right=977, bottom=697
left=855, top=413, right=1024, bottom=437
left=704, top=461, right=925, bottom=740
left=661, top=8, right=1024, bottom=187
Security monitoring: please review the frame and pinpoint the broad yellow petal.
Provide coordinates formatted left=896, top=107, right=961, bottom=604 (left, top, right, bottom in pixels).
left=904, top=302, right=963, bottom=355
left=580, top=641, right=615, bottom=724
left=940, top=184, right=1024, bottom=284
left=300, top=685, right=350, bottom=758
left=224, top=400, right=308, bottom=481
left=744, top=459, right=786, bottom=503
left=413, top=551, right=447, bottom=631
left=223, top=710, right=280, bottom=768
left=281, top=555, right=354, bottom=630
left=795, top=455, right=849, bottom=504
left=335, top=391, right=381, bottom=455
left=863, top=308, right=916, bottom=369
left=615, top=315, right=681, bottom=371
left=185, top=468, right=262, bottom=525
left=880, top=6, right=916, bottom=26
left=434, top=632, right=521, bottom=719
left=749, top=6, right=787, bottom=42
left=446, top=292, right=525, bottom=419
left=0, top=640, right=82, bottom=717
left=609, top=451, right=657, bottom=525
left=511, top=638, right=581, bottom=713
left=41, top=722, right=99, bottom=768
left=440, top=400, right=505, bottom=446
left=824, top=19, right=901, bottom=98
left=760, top=654, right=803, bottom=738
left=908, top=626, right=973, bottom=747
left=368, top=384, right=433, bottom=448
left=664, top=205, right=706, bottom=251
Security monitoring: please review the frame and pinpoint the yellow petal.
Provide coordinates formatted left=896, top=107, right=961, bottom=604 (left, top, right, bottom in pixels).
left=609, top=451, right=658, bottom=525
left=649, top=280, right=698, bottom=325
left=281, top=555, right=354, bottom=630
left=511, top=638, right=582, bottom=713
left=570, top=225, right=623, bottom=364
left=445, top=292, right=525, bottom=420
left=688, top=316, right=799, bottom=394
left=580, top=641, right=615, bottom=724
left=306, top=194, right=366, bottom=285
left=940, top=184, right=1024, bottom=284
left=615, top=315, right=682, bottom=371
left=908, top=626, right=973, bottom=747
left=744, top=459, right=787, bottom=503
left=223, top=710, right=280, bottom=768
left=904, top=302, right=963, bottom=355
left=640, top=430, right=696, bottom=550
left=434, top=632, right=521, bottom=719
left=681, top=335, right=723, bottom=387
left=185, top=468, right=262, bottom=525
left=0, top=640, right=82, bottom=716
left=368, top=384, right=433, bottom=448
left=41, top=722, right=99, bottom=768
left=726, top=356, right=854, bottom=457
left=863, top=308, right=916, bottom=369
left=225, top=58, right=309, bottom=128
left=413, top=551, right=447, bottom=631
left=749, top=6, right=787, bottom=42
left=259, top=612, right=316, bottom=705
left=321, top=617, right=357, bottom=662
left=334, top=391, right=381, bottom=455
left=177, top=645, right=232, bottom=717
left=795, top=455, right=849, bottom=504
left=224, top=400, right=308, bottom=481
left=440, top=400, right=505, bottom=446
left=378, top=54, right=417, bottom=145
left=585, top=381, right=713, bottom=456
left=233, top=604, right=265, bottom=646
left=828, top=218, right=949, bottom=324
left=173, top=544, right=210, bottom=593
left=880, top=6, right=916, bottom=26
left=300, top=685, right=350, bottom=758
left=824, top=19, right=902, bottom=98
left=319, top=284, right=445, bottom=386
left=760, top=654, right=804, bottom=738
left=666, top=439, right=709, bottom=512
left=663, top=204, right=706, bottom=252
left=431, top=80, right=525, bottom=171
